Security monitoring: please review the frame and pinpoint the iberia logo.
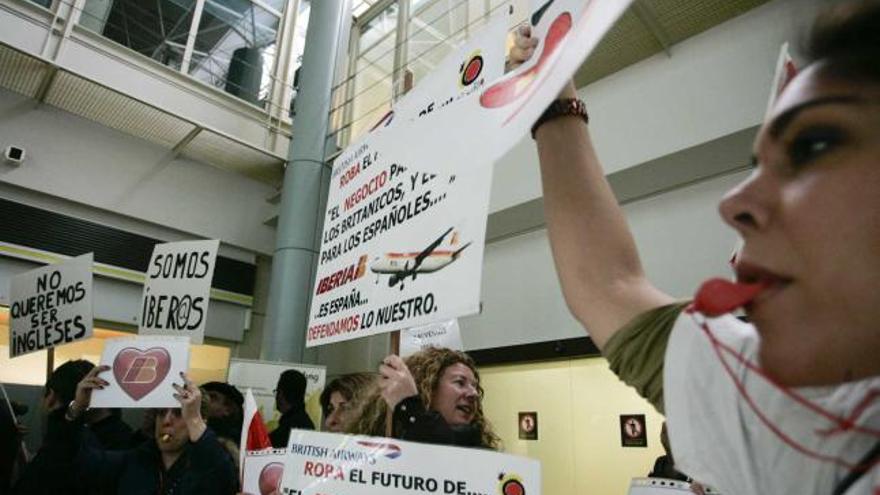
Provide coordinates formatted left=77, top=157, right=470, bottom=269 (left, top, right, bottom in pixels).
left=459, top=50, right=484, bottom=88
left=497, top=473, right=526, bottom=495
left=356, top=440, right=402, bottom=459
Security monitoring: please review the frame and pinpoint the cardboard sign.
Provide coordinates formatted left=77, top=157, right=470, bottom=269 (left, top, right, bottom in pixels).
left=281, top=430, right=541, bottom=495
left=243, top=449, right=287, bottom=495
left=620, top=414, right=647, bottom=447
left=305, top=14, right=508, bottom=347
left=138, top=240, right=219, bottom=344
left=227, top=359, right=326, bottom=432
left=400, top=319, right=462, bottom=357
left=90, top=336, right=190, bottom=408
left=9, top=253, right=93, bottom=358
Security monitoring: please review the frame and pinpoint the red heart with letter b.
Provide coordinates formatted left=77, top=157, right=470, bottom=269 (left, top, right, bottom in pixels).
left=112, top=347, right=171, bottom=401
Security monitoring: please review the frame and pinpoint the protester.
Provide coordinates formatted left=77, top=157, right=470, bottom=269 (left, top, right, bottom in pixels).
left=516, top=0, right=880, bottom=493
left=319, top=372, right=378, bottom=433
left=46, top=366, right=237, bottom=494
left=269, top=369, right=314, bottom=448
left=200, top=381, right=244, bottom=442
left=353, top=347, right=500, bottom=449
left=11, top=359, right=94, bottom=494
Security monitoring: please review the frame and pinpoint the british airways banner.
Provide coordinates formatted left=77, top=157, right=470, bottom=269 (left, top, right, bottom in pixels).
left=281, top=430, right=541, bottom=495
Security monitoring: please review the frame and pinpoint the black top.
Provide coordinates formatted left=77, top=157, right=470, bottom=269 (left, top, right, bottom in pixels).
left=269, top=407, right=314, bottom=448
left=648, top=454, right=691, bottom=482
left=88, top=414, right=135, bottom=451
left=17, top=407, right=238, bottom=495
left=392, top=396, right=483, bottom=448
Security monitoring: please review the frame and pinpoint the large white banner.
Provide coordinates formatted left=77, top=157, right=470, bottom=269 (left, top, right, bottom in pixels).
left=138, top=239, right=219, bottom=344
left=281, top=430, right=541, bottom=495
left=9, top=253, right=93, bottom=358
left=227, top=359, right=326, bottom=433
left=305, top=14, right=508, bottom=347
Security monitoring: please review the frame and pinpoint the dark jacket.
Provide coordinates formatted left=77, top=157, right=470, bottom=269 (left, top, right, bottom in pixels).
left=269, top=407, right=314, bottom=448
left=11, top=408, right=85, bottom=495
left=392, top=396, right=483, bottom=448
left=88, top=414, right=135, bottom=451
left=648, top=454, right=691, bottom=482
left=22, top=407, right=237, bottom=495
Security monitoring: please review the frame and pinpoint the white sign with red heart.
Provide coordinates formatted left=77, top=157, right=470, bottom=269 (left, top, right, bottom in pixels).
left=242, top=449, right=287, bottom=495
left=90, top=336, right=190, bottom=408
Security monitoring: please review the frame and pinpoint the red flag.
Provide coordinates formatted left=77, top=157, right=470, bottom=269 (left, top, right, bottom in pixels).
left=240, top=388, right=272, bottom=472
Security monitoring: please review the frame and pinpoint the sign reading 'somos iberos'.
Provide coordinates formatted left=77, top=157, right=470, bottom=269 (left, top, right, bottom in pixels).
left=9, top=253, right=94, bottom=358
left=138, top=240, right=219, bottom=344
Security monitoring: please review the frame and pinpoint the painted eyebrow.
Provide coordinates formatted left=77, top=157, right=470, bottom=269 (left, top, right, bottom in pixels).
left=768, top=95, right=863, bottom=139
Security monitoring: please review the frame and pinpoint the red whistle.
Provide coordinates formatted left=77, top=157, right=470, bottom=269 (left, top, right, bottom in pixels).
left=690, top=278, right=766, bottom=317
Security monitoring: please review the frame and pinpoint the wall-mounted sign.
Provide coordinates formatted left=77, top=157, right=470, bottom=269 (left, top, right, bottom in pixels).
left=620, top=414, right=647, bottom=447
left=518, top=411, right=538, bottom=441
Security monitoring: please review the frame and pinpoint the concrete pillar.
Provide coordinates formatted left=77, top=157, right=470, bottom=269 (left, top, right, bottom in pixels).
left=262, top=0, right=352, bottom=362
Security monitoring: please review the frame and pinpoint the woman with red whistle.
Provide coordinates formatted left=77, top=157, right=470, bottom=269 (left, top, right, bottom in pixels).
left=518, top=1, right=880, bottom=494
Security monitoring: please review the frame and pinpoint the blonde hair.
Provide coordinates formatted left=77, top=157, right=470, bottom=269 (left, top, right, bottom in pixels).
left=320, top=372, right=379, bottom=431
left=349, top=347, right=500, bottom=450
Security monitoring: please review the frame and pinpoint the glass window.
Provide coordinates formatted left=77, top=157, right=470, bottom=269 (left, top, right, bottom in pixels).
left=188, top=0, right=281, bottom=107
left=28, top=0, right=53, bottom=9
left=79, top=0, right=197, bottom=72
left=405, top=0, right=528, bottom=87
left=288, top=0, right=311, bottom=116
left=408, top=0, right=470, bottom=86
left=346, top=3, right=398, bottom=143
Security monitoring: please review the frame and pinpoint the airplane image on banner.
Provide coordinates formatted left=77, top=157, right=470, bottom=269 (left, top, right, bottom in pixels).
left=370, top=227, right=471, bottom=290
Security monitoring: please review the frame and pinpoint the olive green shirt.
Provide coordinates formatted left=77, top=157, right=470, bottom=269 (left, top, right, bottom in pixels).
left=603, top=301, right=691, bottom=414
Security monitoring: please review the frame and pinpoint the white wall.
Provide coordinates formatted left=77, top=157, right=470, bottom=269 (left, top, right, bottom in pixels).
left=0, top=89, right=277, bottom=256
left=462, top=170, right=749, bottom=350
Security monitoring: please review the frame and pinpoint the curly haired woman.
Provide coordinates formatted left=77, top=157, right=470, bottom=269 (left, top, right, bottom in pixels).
left=351, top=347, right=500, bottom=450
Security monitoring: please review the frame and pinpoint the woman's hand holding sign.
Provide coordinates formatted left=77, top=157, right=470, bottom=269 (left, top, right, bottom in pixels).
left=68, top=365, right=110, bottom=420
left=379, top=354, right=418, bottom=409
left=507, top=24, right=576, bottom=99
left=172, top=371, right=206, bottom=442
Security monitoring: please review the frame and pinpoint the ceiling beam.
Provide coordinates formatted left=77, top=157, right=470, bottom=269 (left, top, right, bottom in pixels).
left=632, top=0, right=673, bottom=57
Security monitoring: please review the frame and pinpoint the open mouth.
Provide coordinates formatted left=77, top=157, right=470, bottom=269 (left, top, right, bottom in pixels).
left=455, top=404, right=474, bottom=417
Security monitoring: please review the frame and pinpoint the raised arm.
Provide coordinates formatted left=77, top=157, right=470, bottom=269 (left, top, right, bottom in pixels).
left=508, top=26, right=673, bottom=348
left=533, top=84, right=673, bottom=349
